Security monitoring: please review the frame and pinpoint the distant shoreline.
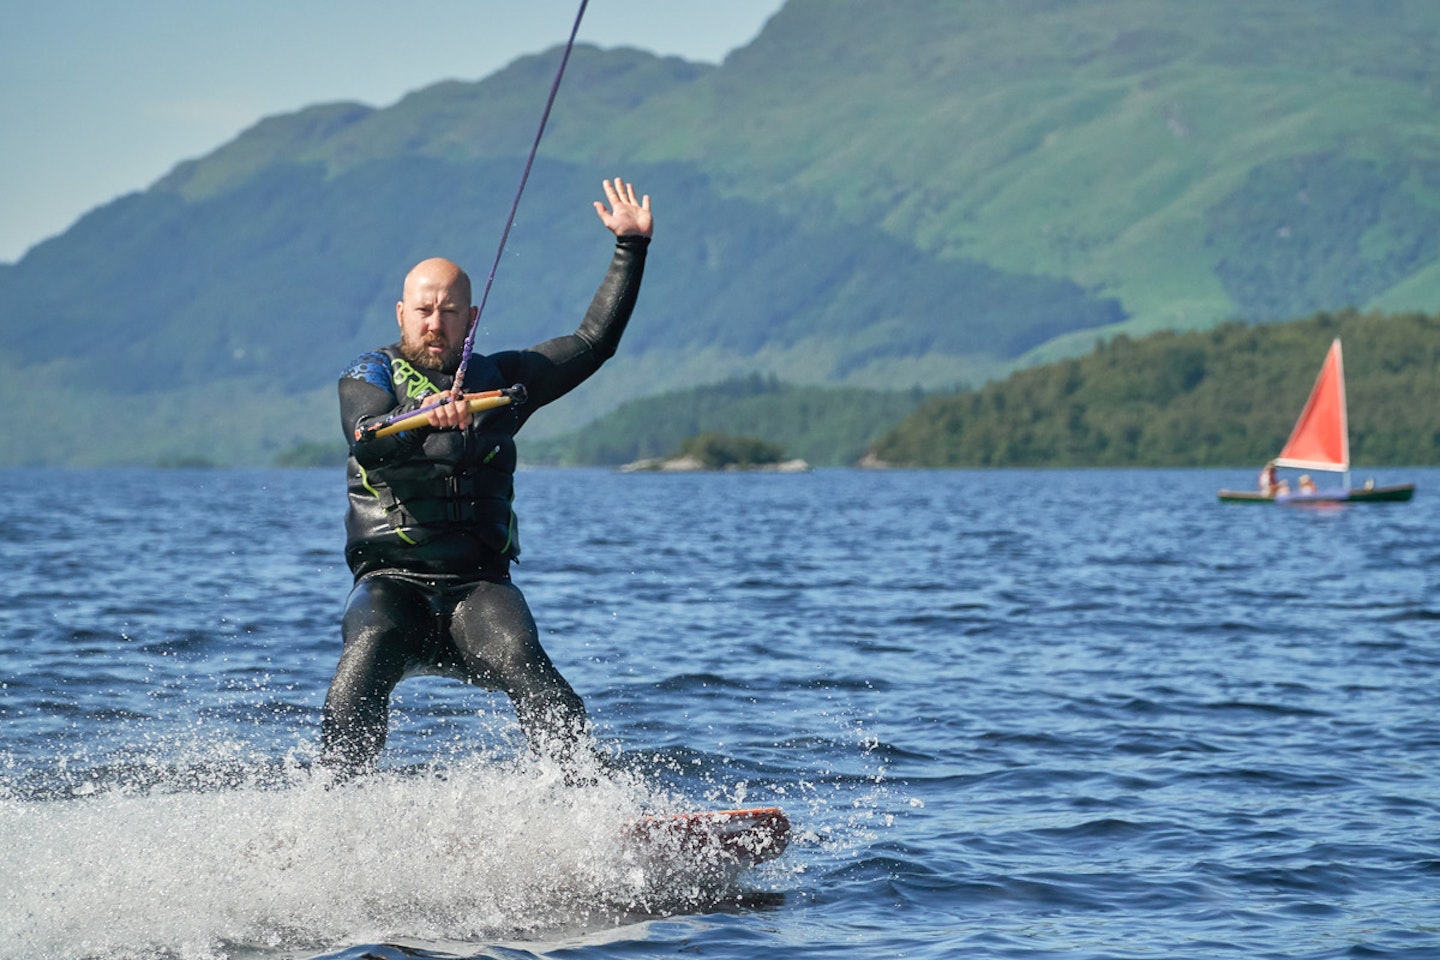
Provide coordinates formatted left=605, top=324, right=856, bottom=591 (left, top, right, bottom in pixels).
left=617, top=454, right=812, bottom=473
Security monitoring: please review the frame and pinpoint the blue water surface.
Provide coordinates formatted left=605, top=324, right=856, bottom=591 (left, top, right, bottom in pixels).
left=1, top=466, right=1438, bottom=959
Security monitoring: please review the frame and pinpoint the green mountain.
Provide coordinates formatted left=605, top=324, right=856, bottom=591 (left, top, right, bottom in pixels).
left=2, top=0, right=1439, bottom=466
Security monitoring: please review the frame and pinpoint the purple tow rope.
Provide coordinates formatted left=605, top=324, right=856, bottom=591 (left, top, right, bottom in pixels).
left=454, top=0, right=591, bottom=393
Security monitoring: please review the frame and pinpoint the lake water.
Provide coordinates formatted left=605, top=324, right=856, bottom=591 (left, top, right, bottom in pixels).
left=2, top=466, right=1437, bottom=959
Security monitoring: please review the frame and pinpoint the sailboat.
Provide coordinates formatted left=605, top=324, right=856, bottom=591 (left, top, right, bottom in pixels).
left=1218, top=338, right=1415, bottom=503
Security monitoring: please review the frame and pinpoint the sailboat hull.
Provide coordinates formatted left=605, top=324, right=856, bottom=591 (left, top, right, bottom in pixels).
left=1217, top=483, right=1415, bottom=504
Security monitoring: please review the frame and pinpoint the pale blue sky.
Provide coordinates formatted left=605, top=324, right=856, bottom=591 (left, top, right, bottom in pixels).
left=1, top=0, right=786, bottom=263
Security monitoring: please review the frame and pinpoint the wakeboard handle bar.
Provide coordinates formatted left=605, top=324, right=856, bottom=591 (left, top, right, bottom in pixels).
left=356, top=384, right=528, bottom=441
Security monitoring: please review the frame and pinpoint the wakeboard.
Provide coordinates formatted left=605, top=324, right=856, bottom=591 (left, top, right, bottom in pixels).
left=628, top=806, right=790, bottom=867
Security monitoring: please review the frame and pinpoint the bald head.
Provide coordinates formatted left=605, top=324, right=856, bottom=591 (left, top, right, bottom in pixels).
left=402, top=258, right=473, bottom=308
left=396, top=258, right=478, bottom=372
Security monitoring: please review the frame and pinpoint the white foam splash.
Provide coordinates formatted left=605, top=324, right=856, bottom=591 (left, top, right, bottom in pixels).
left=0, top=748, right=778, bottom=960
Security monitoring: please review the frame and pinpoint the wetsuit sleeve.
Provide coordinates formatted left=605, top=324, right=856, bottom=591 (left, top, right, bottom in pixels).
left=339, top=352, right=431, bottom=466
left=500, top=233, right=650, bottom=409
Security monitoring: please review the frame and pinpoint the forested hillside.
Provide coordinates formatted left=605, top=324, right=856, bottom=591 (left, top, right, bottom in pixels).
left=3, top=0, right=1440, bottom=466
left=522, top=375, right=928, bottom=467
left=868, top=310, right=1440, bottom=468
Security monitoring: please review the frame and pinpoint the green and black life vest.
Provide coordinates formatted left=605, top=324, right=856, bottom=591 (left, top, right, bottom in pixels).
left=343, top=345, right=522, bottom=577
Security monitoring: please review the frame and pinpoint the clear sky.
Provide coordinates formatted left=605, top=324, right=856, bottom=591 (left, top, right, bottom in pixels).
left=0, top=0, right=786, bottom=264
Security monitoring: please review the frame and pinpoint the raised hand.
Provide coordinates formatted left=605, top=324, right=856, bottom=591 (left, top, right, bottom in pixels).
left=594, top=177, right=654, bottom=238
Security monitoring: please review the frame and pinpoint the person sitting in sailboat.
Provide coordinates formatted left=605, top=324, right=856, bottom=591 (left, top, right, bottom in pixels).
left=1258, top=460, right=1278, bottom=496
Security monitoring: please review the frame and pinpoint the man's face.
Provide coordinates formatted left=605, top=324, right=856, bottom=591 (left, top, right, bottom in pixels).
left=396, top=266, right=475, bottom=373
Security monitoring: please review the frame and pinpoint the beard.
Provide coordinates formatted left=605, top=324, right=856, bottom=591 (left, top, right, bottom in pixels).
left=400, top=330, right=463, bottom=373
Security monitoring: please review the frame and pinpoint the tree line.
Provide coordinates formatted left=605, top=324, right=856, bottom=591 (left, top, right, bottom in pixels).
left=869, top=309, right=1440, bottom=468
left=522, top=374, right=928, bottom=468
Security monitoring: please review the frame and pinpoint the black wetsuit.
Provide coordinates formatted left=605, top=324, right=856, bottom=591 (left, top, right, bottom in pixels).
left=320, top=234, right=649, bottom=773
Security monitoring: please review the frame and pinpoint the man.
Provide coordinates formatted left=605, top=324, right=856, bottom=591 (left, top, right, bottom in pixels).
left=320, top=177, right=653, bottom=776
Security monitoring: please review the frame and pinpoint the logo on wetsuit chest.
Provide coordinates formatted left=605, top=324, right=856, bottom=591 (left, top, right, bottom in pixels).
left=391, top=358, right=442, bottom=400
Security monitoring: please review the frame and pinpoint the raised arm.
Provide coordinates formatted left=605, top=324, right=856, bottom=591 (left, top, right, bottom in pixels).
left=496, top=179, right=654, bottom=412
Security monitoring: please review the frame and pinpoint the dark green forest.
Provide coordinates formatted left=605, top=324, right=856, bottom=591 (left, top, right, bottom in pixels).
left=517, top=310, right=1440, bottom=470
left=523, top=375, right=928, bottom=467
left=868, top=310, right=1440, bottom=468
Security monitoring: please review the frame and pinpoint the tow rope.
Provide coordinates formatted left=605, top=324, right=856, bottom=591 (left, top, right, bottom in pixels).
left=362, top=0, right=590, bottom=439
left=456, top=0, right=591, bottom=394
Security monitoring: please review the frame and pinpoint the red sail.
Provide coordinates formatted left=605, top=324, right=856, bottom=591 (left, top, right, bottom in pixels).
left=1275, top=339, right=1348, bottom=472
